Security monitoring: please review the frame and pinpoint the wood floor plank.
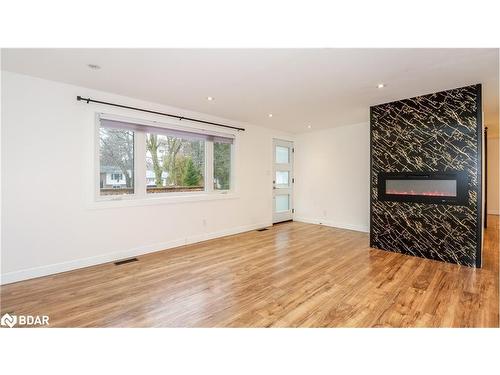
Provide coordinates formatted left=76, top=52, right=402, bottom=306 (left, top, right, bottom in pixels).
left=1, top=216, right=498, bottom=327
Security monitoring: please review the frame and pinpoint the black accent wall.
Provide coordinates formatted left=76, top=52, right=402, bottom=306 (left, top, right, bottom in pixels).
left=370, top=85, right=482, bottom=267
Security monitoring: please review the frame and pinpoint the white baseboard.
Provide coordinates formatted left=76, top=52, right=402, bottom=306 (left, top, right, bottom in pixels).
left=294, top=216, right=369, bottom=233
left=0, top=221, right=272, bottom=285
left=487, top=209, right=500, bottom=215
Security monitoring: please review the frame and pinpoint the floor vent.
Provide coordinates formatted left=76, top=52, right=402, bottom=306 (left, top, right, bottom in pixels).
left=114, top=257, right=138, bottom=266
left=256, top=228, right=269, bottom=232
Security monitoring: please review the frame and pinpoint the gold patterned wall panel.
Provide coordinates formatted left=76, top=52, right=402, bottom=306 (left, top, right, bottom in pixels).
left=370, top=85, right=482, bottom=267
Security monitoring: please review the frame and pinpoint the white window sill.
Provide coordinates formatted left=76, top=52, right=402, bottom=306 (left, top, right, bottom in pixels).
left=87, top=192, right=239, bottom=210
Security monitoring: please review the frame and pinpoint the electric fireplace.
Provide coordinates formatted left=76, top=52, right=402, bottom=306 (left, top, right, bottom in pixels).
left=378, top=171, right=468, bottom=205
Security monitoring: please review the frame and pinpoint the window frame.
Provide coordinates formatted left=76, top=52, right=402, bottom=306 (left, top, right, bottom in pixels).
left=94, top=113, right=236, bottom=204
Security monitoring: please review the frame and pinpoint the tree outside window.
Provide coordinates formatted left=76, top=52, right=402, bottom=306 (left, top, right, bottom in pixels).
left=98, top=120, right=233, bottom=198
left=146, top=133, right=205, bottom=193
left=99, top=128, right=134, bottom=195
left=214, top=142, right=231, bottom=190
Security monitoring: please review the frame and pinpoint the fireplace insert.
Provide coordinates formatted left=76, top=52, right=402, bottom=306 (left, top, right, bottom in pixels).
left=377, top=171, right=468, bottom=205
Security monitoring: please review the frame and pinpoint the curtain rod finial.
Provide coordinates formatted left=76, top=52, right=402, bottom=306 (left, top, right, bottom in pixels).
left=76, top=96, right=90, bottom=103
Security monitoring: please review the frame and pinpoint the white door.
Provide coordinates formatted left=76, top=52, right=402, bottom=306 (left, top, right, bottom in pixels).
left=273, top=139, right=294, bottom=223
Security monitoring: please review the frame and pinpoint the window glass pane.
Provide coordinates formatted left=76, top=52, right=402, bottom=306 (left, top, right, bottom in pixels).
left=275, top=146, right=289, bottom=164
left=276, top=171, right=289, bottom=187
left=99, top=127, right=134, bottom=196
left=214, top=142, right=231, bottom=190
left=275, top=195, right=289, bottom=212
left=146, top=134, right=205, bottom=193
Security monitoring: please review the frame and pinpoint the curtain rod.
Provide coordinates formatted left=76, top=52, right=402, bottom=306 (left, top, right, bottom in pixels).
left=76, top=96, right=245, bottom=132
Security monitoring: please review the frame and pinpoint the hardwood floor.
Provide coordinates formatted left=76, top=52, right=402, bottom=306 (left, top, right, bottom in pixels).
left=1, top=216, right=498, bottom=327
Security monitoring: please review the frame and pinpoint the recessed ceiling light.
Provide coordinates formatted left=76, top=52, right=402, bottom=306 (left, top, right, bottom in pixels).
left=87, top=64, right=101, bottom=70
left=268, top=113, right=273, bottom=118
left=377, top=83, right=386, bottom=89
left=307, top=125, right=312, bottom=129
left=207, top=96, right=214, bottom=101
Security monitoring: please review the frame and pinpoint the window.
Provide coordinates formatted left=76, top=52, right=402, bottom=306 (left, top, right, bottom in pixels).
left=213, top=141, right=231, bottom=190
left=275, top=194, right=289, bottom=212
left=275, top=146, right=289, bottom=164
left=275, top=171, right=289, bottom=187
left=97, top=116, right=234, bottom=201
left=99, top=127, right=134, bottom=196
left=146, top=133, right=205, bottom=194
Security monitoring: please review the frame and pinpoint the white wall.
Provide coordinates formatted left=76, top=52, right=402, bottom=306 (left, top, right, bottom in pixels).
left=1, top=71, right=293, bottom=284
left=487, top=137, right=499, bottom=215
left=293, top=122, right=370, bottom=232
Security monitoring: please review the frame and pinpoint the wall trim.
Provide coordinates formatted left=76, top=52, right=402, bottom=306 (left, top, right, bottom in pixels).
left=294, top=216, right=369, bottom=233
left=0, top=221, right=272, bottom=285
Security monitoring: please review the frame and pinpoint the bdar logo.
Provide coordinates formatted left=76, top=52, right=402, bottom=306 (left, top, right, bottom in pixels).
left=0, top=313, right=48, bottom=327
left=1, top=313, right=17, bottom=328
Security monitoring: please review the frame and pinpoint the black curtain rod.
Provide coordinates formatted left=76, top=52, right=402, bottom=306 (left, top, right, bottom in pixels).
left=76, top=96, right=245, bottom=132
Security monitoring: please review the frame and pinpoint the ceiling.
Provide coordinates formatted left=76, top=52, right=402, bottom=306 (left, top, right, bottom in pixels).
left=2, top=48, right=498, bottom=135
